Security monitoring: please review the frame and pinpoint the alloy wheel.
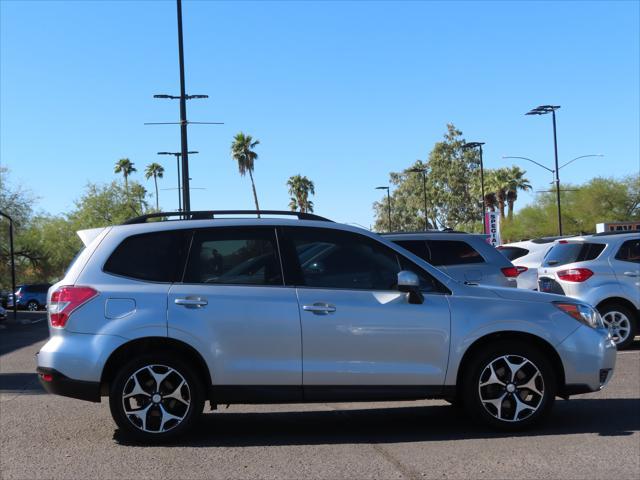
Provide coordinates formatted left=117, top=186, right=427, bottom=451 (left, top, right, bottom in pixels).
left=478, top=354, right=544, bottom=423
left=602, top=311, right=631, bottom=345
left=121, top=364, right=191, bottom=434
left=27, top=301, right=38, bottom=311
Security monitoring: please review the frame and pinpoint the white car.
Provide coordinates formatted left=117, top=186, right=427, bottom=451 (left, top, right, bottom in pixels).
left=499, top=236, right=575, bottom=290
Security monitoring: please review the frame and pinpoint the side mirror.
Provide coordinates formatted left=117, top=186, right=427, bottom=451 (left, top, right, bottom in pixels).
left=397, top=271, right=424, bottom=305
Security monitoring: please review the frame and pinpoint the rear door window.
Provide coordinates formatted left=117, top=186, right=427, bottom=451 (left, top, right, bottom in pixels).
left=543, top=242, right=605, bottom=267
left=183, top=227, right=283, bottom=286
left=426, top=240, right=484, bottom=266
left=615, top=239, right=640, bottom=263
left=104, top=230, right=191, bottom=282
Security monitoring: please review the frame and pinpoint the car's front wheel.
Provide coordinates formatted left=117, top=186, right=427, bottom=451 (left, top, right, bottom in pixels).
left=462, top=340, right=556, bottom=430
left=27, top=300, right=39, bottom=311
left=109, top=355, right=204, bottom=442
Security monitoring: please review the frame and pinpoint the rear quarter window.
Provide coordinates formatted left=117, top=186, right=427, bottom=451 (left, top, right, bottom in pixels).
left=497, top=246, right=529, bottom=261
left=103, top=230, right=191, bottom=282
left=427, top=240, right=484, bottom=266
left=543, top=242, right=605, bottom=267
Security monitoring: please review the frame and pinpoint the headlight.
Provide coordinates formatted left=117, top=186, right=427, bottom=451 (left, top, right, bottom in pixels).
left=554, top=302, right=604, bottom=329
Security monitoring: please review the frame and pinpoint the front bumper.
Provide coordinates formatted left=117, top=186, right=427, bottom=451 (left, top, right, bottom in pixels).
left=557, top=324, right=617, bottom=395
left=36, top=366, right=101, bottom=402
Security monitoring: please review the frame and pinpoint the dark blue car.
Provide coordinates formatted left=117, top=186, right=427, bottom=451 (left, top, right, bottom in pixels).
left=7, top=284, right=51, bottom=311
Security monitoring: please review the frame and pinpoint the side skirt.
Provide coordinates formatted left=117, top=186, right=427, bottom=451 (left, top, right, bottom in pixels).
left=210, top=385, right=455, bottom=405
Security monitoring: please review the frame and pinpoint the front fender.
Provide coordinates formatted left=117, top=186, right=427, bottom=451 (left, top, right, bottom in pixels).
left=444, top=296, right=580, bottom=386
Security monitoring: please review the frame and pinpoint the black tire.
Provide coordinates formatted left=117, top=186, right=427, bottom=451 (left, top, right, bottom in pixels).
left=598, top=302, right=637, bottom=350
left=109, top=354, right=205, bottom=443
left=461, top=340, right=556, bottom=431
left=27, top=300, right=39, bottom=311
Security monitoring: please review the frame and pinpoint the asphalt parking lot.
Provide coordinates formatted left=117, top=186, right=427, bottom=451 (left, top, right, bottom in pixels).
left=1, top=312, right=639, bottom=480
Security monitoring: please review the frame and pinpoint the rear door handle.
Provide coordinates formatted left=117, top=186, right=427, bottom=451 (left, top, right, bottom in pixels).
left=175, top=297, right=208, bottom=308
left=302, top=303, right=336, bottom=315
left=623, top=271, right=639, bottom=277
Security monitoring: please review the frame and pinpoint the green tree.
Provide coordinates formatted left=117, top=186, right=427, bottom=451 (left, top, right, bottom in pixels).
left=500, top=174, right=639, bottom=242
left=144, top=163, right=165, bottom=210
left=114, top=158, right=136, bottom=195
left=505, top=166, right=532, bottom=220
left=373, top=124, right=483, bottom=232
left=287, top=175, right=315, bottom=213
left=231, top=133, right=261, bottom=215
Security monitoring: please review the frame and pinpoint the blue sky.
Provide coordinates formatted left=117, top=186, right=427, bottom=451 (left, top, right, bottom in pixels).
left=1, top=0, right=639, bottom=228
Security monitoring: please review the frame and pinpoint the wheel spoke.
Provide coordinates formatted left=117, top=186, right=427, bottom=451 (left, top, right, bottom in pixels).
left=147, top=366, right=172, bottom=392
left=504, top=357, right=528, bottom=383
left=512, top=394, right=536, bottom=419
left=480, top=362, right=506, bottom=388
left=517, top=371, right=543, bottom=396
left=123, top=373, right=152, bottom=399
left=159, top=404, right=183, bottom=431
left=164, top=379, right=189, bottom=404
left=483, top=392, right=508, bottom=419
left=125, top=403, right=152, bottom=431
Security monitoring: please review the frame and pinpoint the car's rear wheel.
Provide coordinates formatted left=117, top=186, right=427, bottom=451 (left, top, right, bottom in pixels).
left=27, top=300, right=39, bottom=311
left=109, top=355, right=204, bottom=442
left=462, top=340, right=556, bottom=430
left=598, top=303, right=637, bottom=350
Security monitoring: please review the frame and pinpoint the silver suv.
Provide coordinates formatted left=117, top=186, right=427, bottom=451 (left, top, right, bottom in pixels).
left=36, top=211, right=616, bottom=442
left=384, top=232, right=521, bottom=288
left=538, top=232, right=640, bottom=349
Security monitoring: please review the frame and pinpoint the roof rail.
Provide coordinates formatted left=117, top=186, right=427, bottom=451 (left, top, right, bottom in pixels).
left=122, top=210, right=333, bottom=225
left=592, top=230, right=639, bottom=237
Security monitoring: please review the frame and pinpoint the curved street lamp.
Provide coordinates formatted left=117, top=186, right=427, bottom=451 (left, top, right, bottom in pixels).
left=376, top=186, right=392, bottom=232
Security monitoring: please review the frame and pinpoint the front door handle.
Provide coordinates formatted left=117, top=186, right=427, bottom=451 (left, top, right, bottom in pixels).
left=175, top=297, right=208, bottom=308
left=302, top=303, right=336, bottom=315
left=623, top=271, right=639, bottom=277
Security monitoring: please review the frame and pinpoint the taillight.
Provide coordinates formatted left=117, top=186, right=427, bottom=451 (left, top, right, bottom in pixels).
left=49, top=286, right=98, bottom=328
left=557, top=268, right=593, bottom=282
left=501, top=266, right=521, bottom=278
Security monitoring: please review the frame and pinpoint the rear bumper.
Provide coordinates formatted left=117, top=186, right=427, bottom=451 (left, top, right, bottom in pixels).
left=36, top=366, right=101, bottom=402
left=557, top=325, right=617, bottom=394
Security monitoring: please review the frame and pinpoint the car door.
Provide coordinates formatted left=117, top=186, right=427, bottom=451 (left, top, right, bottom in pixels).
left=167, top=226, right=302, bottom=390
left=280, top=227, right=451, bottom=396
left=611, top=238, right=640, bottom=296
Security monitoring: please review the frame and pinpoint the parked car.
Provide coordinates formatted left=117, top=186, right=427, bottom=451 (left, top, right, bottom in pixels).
left=0, top=304, right=6, bottom=321
left=36, top=210, right=615, bottom=442
left=499, top=236, right=576, bottom=290
left=7, top=284, right=51, bottom=311
left=538, top=231, right=640, bottom=349
left=384, top=231, right=522, bottom=288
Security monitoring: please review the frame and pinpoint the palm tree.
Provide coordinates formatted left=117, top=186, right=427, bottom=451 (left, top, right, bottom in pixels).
left=505, top=166, right=532, bottom=220
left=287, top=175, right=315, bottom=213
left=486, top=168, right=512, bottom=219
left=144, top=163, right=165, bottom=210
left=231, top=133, right=261, bottom=215
left=114, top=158, right=136, bottom=195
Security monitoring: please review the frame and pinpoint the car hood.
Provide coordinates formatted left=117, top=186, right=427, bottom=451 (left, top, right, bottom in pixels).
left=488, top=285, right=567, bottom=303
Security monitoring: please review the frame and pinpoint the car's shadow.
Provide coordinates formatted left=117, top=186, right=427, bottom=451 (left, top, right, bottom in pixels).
left=113, top=397, right=640, bottom=447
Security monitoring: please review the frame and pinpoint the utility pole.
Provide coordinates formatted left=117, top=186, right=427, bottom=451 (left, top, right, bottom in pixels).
left=176, top=0, right=191, bottom=213
left=526, top=105, right=562, bottom=235
left=157, top=151, right=199, bottom=211
left=147, top=0, right=223, bottom=214
left=462, top=142, right=486, bottom=233
left=0, top=211, right=17, bottom=320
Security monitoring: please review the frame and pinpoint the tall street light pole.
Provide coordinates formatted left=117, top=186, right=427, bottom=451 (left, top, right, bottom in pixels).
left=175, top=0, right=191, bottom=213
left=409, top=166, right=429, bottom=231
left=526, top=105, right=562, bottom=234
left=0, top=211, right=17, bottom=320
left=157, top=151, right=198, bottom=212
left=376, top=186, right=392, bottom=232
left=462, top=142, right=486, bottom=233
